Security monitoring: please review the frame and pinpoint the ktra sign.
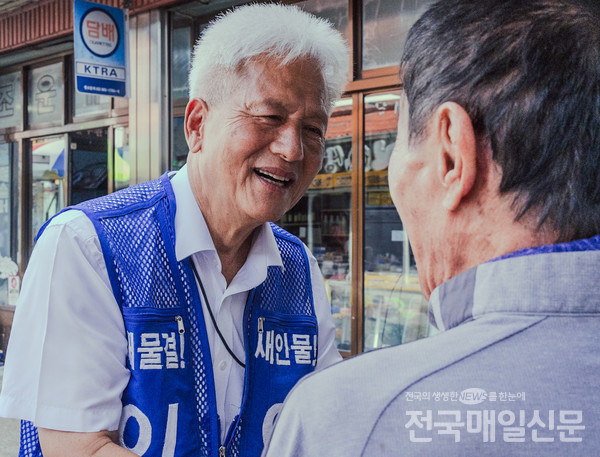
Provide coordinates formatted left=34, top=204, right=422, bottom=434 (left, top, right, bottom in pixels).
left=74, top=0, right=130, bottom=97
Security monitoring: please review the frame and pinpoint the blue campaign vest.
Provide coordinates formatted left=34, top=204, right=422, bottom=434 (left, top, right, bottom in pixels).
left=19, top=173, right=318, bottom=457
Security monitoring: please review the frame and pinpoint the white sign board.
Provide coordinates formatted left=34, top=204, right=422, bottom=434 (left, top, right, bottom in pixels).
left=74, top=0, right=130, bottom=97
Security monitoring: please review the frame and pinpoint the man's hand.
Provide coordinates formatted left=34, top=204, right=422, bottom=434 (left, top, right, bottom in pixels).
left=38, top=428, right=139, bottom=457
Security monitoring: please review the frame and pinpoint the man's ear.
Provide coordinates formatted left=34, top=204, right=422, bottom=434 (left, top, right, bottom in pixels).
left=185, top=98, right=209, bottom=154
left=434, top=102, right=477, bottom=211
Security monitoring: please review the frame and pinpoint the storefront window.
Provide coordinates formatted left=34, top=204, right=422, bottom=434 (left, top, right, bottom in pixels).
left=28, top=62, right=64, bottom=128
left=114, top=126, right=130, bottom=191
left=0, top=142, right=16, bottom=307
left=0, top=71, right=23, bottom=130
left=362, top=91, right=428, bottom=351
left=362, top=0, right=433, bottom=72
left=70, top=128, right=108, bottom=205
left=170, top=14, right=193, bottom=171
left=31, top=135, right=66, bottom=244
left=172, top=116, right=187, bottom=170
left=74, top=91, right=110, bottom=119
left=297, top=0, right=349, bottom=45
left=0, top=144, right=12, bottom=259
left=279, top=98, right=353, bottom=352
left=171, top=18, right=192, bottom=103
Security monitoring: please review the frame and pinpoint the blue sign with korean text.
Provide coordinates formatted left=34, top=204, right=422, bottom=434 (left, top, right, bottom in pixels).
left=74, top=0, right=129, bottom=97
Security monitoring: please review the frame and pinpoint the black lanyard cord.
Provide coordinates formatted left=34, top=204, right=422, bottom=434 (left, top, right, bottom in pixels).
left=190, top=260, right=246, bottom=369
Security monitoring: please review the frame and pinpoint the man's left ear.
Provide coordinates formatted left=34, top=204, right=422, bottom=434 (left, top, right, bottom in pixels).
left=434, top=102, right=477, bottom=211
left=184, top=98, right=209, bottom=154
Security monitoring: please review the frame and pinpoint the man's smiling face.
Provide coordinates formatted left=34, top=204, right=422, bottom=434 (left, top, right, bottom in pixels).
left=188, top=57, right=329, bottom=228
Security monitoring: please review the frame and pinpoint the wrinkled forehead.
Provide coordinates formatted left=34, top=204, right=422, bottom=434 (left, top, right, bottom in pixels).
left=230, top=56, right=330, bottom=115
left=237, top=55, right=328, bottom=99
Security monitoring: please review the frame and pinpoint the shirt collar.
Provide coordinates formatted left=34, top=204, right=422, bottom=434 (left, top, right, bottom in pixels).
left=171, top=165, right=283, bottom=270
left=429, top=235, right=600, bottom=331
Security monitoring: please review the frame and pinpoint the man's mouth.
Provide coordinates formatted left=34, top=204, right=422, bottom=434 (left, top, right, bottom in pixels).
left=254, top=169, right=292, bottom=187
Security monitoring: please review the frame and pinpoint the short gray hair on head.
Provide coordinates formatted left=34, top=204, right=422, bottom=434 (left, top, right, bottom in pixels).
left=188, top=3, right=349, bottom=108
left=401, top=0, right=600, bottom=242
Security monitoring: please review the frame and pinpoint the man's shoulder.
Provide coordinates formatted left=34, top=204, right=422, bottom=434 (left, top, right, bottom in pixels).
left=295, top=330, right=450, bottom=402
left=300, top=340, right=422, bottom=393
left=41, top=209, right=96, bottom=243
left=287, top=337, right=442, bottom=426
left=79, top=176, right=168, bottom=214
left=266, top=336, right=451, bottom=456
left=285, top=312, right=544, bottom=426
left=269, top=223, right=304, bottom=251
left=271, top=312, right=600, bottom=456
left=46, top=208, right=88, bottom=227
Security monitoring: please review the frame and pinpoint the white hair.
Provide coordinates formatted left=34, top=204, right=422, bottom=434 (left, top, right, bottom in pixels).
left=188, top=3, right=349, bottom=107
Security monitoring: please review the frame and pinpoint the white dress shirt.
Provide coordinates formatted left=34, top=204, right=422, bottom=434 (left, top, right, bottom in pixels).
left=0, top=166, right=341, bottom=442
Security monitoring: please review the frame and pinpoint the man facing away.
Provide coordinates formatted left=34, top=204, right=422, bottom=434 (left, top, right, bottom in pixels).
left=263, top=0, right=600, bottom=455
left=0, top=4, right=349, bottom=457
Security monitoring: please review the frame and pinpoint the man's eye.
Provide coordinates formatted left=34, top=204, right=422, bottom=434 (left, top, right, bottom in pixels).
left=261, top=114, right=283, bottom=122
left=305, top=126, right=324, bottom=138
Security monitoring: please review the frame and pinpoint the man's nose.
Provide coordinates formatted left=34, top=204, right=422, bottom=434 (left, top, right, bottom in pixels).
left=271, top=123, right=304, bottom=162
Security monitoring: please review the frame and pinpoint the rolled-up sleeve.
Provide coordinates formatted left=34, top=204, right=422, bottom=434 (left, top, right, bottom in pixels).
left=0, top=210, right=130, bottom=432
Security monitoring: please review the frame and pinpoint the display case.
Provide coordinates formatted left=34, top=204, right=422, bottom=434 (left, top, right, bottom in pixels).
left=282, top=185, right=352, bottom=351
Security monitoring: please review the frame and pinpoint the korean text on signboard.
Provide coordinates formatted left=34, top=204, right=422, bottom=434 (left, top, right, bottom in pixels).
left=74, top=0, right=129, bottom=98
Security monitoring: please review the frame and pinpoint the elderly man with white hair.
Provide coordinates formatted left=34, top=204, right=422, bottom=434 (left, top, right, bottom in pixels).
left=0, top=4, right=348, bottom=457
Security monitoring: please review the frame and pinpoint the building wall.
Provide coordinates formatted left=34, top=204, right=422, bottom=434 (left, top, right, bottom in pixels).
left=128, top=8, right=169, bottom=184
left=0, top=0, right=182, bottom=53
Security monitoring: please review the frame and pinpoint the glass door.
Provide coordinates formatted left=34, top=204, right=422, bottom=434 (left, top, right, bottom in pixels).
left=69, top=128, right=109, bottom=205
left=113, top=126, right=130, bottom=191
left=278, top=98, right=353, bottom=352
left=0, top=142, right=17, bottom=308
left=30, top=129, right=110, bottom=246
left=31, top=135, right=67, bottom=244
left=362, top=91, right=428, bottom=351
